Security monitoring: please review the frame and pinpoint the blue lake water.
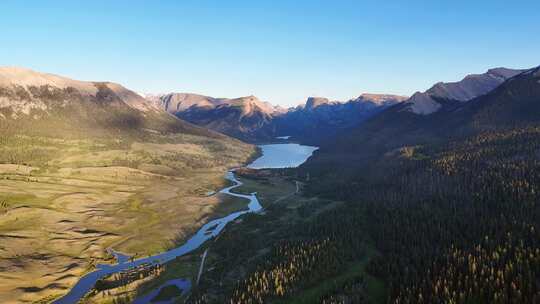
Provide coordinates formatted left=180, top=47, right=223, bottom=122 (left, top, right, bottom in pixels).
left=248, top=144, right=318, bottom=169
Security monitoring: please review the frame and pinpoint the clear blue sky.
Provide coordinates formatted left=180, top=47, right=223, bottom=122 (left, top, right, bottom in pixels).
left=2, top=0, right=539, bottom=107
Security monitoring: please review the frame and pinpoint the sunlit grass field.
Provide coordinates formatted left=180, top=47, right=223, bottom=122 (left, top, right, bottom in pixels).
left=0, top=131, right=255, bottom=303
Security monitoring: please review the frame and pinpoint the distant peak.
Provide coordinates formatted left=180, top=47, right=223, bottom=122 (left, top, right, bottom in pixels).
left=534, top=66, right=540, bottom=77
left=240, top=95, right=261, bottom=103
left=227, top=95, right=283, bottom=114
left=405, top=66, right=528, bottom=115
left=0, top=66, right=157, bottom=113
left=486, top=67, right=523, bottom=78
left=0, top=66, right=99, bottom=95
left=425, top=67, right=526, bottom=102
left=305, top=97, right=331, bottom=109
left=355, top=93, right=408, bottom=104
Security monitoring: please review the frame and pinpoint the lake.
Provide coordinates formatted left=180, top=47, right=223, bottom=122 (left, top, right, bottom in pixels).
left=248, top=143, right=318, bottom=169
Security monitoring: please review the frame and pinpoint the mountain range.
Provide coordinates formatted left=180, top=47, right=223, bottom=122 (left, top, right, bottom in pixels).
left=2, top=67, right=403, bottom=145
left=0, top=66, right=530, bottom=147
left=147, top=92, right=407, bottom=143
left=272, top=94, right=407, bottom=143
left=143, top=67, right=525, bottom=145
left=303, top=65, right=539, bottom=177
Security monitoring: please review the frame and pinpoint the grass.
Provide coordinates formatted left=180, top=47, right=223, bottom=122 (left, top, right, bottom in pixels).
left=82, top=173, right=268, bottom=303
left=208, top=195, right=251, bottom=218
left=75, top=165, right=333, bottom=304
left=84, top=173, right=279, bottom=303
left=152, top=285, right=183, bottom=301
left=231, top=175, right=296, bottom=207
left=0, top=132, right=256, bottom=304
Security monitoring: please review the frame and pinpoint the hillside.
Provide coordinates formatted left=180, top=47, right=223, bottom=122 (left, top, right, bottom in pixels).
left=0, top=68, right=226, bottom=141
left=306, top=67, right=538, bottom=173
left=150, top=93, right=282, bottom=142
left=405, top=67, right=524, bottom=114
left=0, top=67, right=255, bottom=303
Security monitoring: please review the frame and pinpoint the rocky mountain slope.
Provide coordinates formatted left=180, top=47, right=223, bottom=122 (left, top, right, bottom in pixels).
left=406, top=67, right=524, bottom=114
left=150, top=92, right=407, bottom=143
left=145, top=92, right=228, bottom=113
left=304, top=65, right=540, bottom=175
left=0, top=67, right=227, bottom=140
left=272, top=94, right=407, bottom=143
left=148, top=93, right=283, bottom=142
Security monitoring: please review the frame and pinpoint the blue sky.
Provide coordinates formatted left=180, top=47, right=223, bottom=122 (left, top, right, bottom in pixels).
left=2, top=0, right=539, bottom=107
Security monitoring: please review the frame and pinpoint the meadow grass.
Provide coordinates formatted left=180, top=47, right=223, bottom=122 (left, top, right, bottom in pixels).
left=0, top=132, right=255, bottom=303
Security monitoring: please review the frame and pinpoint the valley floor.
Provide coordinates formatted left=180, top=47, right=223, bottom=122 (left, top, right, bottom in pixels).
left=0, top=134, right=255, bottom=304
left=78, top=172, right=300, bottom=303
left=185, top=172, right=384, bottom=304
left=83, top=171, right=380, bottom=304
left=0, top=165, right=246, bottom=303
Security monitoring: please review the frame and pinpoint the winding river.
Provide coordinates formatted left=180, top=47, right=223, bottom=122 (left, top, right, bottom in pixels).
left=53, top=143, right=318, bottom=304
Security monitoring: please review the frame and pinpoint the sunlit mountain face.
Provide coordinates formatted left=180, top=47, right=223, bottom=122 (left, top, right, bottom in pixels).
left=148, top=92, right=407, bottom=144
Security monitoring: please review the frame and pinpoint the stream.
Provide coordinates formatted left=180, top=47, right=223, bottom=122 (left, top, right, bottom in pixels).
left=53, top=143, right=317, bottom=304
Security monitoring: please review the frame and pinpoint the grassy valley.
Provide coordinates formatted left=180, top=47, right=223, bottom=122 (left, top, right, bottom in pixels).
left=0, top=68, right=256, bottom=303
